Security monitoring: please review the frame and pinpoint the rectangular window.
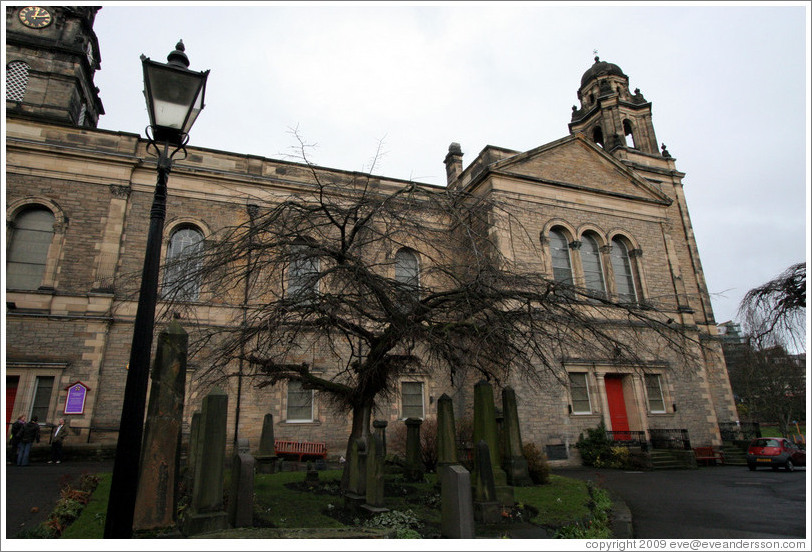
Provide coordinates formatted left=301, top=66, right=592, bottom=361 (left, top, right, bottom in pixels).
left=401, top=381, right=424, bottom=419
left=286, top=380, right=313, bottom=422
left=645, top=374, right=666, bottom=413
left=569, top=373, right=592, bottom=414
left=31, top=376, right=54, bottom=422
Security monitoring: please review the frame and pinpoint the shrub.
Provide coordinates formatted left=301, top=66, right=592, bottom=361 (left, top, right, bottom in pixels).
left=362, top=508, right=422, bottom=537
left=522, top=442, right=551, bottom=485
left=575, top=421, right=613, bottom=467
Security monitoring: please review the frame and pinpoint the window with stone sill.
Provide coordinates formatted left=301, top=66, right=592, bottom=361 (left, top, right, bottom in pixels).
left=645, top=374, right=666, bottom=414
left=568, top=372, right=592, bottom=414
left=286, top=380, right=314, bottom=422
left=162, top=226, right=204, bottom=301
left=6, top=206, right=56, bottom=290
left=401, top=381, right=424, bottom=420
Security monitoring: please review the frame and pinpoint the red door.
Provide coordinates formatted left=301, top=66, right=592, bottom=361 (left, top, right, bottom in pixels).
left=605, top=375, right=629, bottom=439
left=6, top=376, right=20, bottom=433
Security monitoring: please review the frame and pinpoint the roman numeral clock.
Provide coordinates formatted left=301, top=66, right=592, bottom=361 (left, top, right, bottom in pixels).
left=18, top=6, right=53, bottom=29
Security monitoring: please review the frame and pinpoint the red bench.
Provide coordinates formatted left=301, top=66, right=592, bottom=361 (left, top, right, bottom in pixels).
left=693, top=446, right=724, bottom=465
left=274, top=439, right=327, bottom=461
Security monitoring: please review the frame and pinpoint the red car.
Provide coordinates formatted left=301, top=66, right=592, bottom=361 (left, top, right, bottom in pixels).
left=747, top=437, right=806, bottom=472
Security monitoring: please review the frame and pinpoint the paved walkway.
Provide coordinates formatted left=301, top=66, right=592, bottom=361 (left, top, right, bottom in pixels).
left=4, top=459, right=114, bottom=537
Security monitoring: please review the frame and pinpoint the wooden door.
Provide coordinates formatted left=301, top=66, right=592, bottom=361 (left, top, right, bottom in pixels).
left=6, top=376, right=20, bottom=431
left=605, top=375, right=630, bottom=439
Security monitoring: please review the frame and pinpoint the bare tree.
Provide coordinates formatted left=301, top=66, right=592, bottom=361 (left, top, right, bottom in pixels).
left=160, top=135, right=702, bottom=488
left=739, top=262, right=806, bottom=352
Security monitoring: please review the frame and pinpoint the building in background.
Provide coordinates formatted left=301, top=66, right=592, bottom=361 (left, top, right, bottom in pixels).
left=5, top=6, right=738, bottom=464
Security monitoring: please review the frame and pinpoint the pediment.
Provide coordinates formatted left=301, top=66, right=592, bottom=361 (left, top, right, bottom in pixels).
left=487, top=135, right=671, bottom=205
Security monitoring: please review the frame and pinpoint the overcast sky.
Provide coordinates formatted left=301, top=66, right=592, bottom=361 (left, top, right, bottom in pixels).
left=89, top=1, right=809, bottom=330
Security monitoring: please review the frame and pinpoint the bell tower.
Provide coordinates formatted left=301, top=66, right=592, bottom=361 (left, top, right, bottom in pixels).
left=569, top=56, right=659, bottom=156
left=5, top=6, right=104, bottom=127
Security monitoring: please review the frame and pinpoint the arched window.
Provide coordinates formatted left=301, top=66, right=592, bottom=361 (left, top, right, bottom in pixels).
left=6, top=61, right=29, bottom=102
left=7, top=207, right=55, bottom=290
left=395, top=248, right=419, bottom=293
left=549, top=229, right=573, bottom=285
left=611, top=237, right=638, bottom=303
left=623, top=120, right=636, bottom=149
left=580, top=234, right=606, bottom=296
left=287, top=239, right=320, bottom=300
left=592, top=126, right=605, bottom=148
left=163, top=226, right=204, bottom=301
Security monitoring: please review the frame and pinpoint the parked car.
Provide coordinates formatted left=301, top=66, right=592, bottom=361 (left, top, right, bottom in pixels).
left=747, top=437, right=806, bottom=471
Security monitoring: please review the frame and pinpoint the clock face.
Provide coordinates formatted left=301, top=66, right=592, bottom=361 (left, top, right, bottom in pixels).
left=19, top=6, right=53, bottom=29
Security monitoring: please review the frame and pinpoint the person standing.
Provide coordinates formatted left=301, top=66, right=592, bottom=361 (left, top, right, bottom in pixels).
left=49, top=418, right=67, bottom=464
left=8, top=415, right=26, bottom=464
left=16, top=415, right=41, bottom=466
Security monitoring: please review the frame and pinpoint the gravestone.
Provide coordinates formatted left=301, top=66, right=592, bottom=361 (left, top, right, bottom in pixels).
left=472, top=380, right=506, bottom=486
left=440, top=464, right=474, bottom=538
left=472, top=380, right=512, bottom=506
left=372, top=419, right=388, bottom=457
left=305, top=461, right=319, bottom=485
left=363, top=431, right=387, bottom=512
left=255, top=413, right=278, bottom=474
left=133, top=321, right=188, bottom=531
left=227, top=452, right=255, bottom=528
left=472, top=440, right=501, bottom=524
left=501, top=387, right=532, bottom=486
left=185, top=411, right=201, bottom=490
left=436, top=394, right=458, bottom=468
left=182, top=387, right=229, bottom=536
left=344, top=437, right=367, bottom=510
left=404, top=417, right=424, bottom=482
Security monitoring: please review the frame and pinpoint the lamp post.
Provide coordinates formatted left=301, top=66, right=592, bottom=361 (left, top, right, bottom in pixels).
left=104, top=41, right=209, bottom=539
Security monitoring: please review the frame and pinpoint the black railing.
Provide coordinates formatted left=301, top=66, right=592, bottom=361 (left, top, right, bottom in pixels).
left=719, top=421, right=761, bottom=441
left=649, top=428, right=691, bottom=450
left=606, top=431, right=649, bottom=451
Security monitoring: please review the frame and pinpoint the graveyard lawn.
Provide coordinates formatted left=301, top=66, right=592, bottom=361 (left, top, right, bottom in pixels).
left=59, top=468, right=602, bottom=538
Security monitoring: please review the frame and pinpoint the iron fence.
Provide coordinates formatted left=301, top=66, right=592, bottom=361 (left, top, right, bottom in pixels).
left=606, top=430, right=649, bottom=451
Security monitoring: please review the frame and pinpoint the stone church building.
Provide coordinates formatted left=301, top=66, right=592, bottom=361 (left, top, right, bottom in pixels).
left=5, top=6, right=739, bottom=465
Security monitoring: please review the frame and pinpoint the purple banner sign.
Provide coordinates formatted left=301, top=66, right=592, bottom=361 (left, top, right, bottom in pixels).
left=64, top=382, right=88, bottom=415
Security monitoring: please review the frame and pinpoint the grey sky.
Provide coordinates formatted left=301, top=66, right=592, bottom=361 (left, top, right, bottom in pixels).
left=90, top=2, right=809, bottom=329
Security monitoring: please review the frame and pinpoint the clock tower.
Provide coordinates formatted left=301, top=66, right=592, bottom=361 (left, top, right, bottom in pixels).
left=6, top=5, right=104, bottom=127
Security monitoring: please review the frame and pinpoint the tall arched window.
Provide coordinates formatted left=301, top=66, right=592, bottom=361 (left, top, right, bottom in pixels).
left=549, top=229, right=573, bottom=285
left=163, top=226, right=204, bottom=301
left=580, top=234, right=606, bottom=296
left=287, top=240, right=320, bottom=300
left=7, top=207, right=55, bottom=290
left=395, top=248, right=419, bottom=289
left=6, top=61, right=30, bottom=102
left=611, top=237, right=638, bottom=303
left=623, top=120, right=637, bottom=149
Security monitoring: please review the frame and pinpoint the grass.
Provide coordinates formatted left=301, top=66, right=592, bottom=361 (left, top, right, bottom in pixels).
left=759, top=424, right=806, bottom=439
left=59, top=466, right=598, bottom=539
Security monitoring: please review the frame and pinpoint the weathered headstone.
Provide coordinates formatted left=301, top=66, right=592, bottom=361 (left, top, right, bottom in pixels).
left=501, top=386, right=532, bottom=486
left=472, top=439, right=501, bottom=524
left=255, top=413, right=278, bottom=474
left=182, top=387, right=229, bottom=536
left=227, top=452, right=255, bottom=528
left=363, top=431, right=387, bottom=512
left=404, top=417, right=424, bottom=482
left=440, top=464, right=474, bottom=538
left=133, top=321, right=188, bottom=532
left=472, top=380, right=513, bottom=506
left=236, top=438, right=250, bottom=455
left=472, top=380, right=506, bottom=486
left=372, top=419, right=388, bottom=457
left=436, top=394, right=458, bottom=468
left=185, top=411, right=201, bottom=490
left=344, top=437, right=367, bottom=510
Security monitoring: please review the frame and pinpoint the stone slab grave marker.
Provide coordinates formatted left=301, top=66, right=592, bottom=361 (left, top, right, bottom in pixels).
left=501, top=386, right=532, bottom=486
left=182, top=387, right=229, bottom=536
left=228, top=446, right=255, bottom=528
left=472, top=380, right=513, bottom=506
left=133, top=321, right=188, bottom=532
left=404, top=417, right=424, bottom=482
left=440, top=464, right=474, bottom=538
left=255, top=413, right=278, bottom=474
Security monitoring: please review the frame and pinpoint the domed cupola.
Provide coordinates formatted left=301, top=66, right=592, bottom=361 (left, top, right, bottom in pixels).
left=569, top=56, right=660, bottom=156
left=580, top=56, right=627, bottom=89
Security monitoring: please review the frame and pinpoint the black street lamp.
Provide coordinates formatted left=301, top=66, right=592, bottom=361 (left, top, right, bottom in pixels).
left=104, top=41, right=209, bottom=539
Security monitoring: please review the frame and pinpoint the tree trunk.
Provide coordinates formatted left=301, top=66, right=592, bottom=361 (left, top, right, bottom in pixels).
left=340, top=400, right=373, bottom=492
